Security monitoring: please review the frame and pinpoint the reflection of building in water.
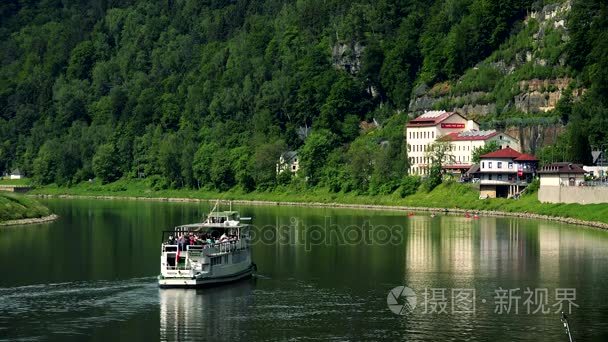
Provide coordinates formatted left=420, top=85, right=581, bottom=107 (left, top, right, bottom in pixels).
left=480, top=218, right=541, bottom=277
left=537, top=222, right=561, bottom=279
left=406, top=216, right=477, bottom=276
left=406, top=218, right=435, bottom=274
left=440, top=217, right=475, bottom=275
left=479, top=218, right=498, bottom=273
left=159, top=281, right=253, bottom=341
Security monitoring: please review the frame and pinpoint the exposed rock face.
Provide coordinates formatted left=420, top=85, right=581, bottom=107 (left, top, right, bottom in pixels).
left=407, top=1, right=575, bottom=118
left=506, top=124, right=565, bottom=155
left=529, top=1, right=571, bottom=23
left=332, top=42, right=364, bottom=74
left=408, top=91, right=495, bottom=117
left=514, top=78, right=571, bottom=113
left=455, top=103, right=497, bottom=117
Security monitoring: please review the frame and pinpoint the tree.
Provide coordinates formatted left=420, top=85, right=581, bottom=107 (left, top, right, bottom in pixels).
left=210, top=149, right=235, bottom=191
left=253, top=141, right=286, bottom=189
left=33, top=141, right=58, bottom=185
left=423, top=141, right=454, bottom=191
left=472, top=141, right=500, bottom=163
left=193, top=143, right=218, bottom=188
left=299, top=130, right=336, bottom=186
left=92, top=143, right=120, bottom=184
left=568, top=122, right=592, bottom=165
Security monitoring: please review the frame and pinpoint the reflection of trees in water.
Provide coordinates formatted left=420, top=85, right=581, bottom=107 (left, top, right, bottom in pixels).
left=159, top=280, right=255, bottom=341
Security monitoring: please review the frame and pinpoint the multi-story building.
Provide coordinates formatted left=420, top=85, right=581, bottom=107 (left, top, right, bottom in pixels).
left=405, top=110, right=519, bottom=175
left=406, top=111, right=479, bottom=175
left=478, top=147, right=538, bottom=198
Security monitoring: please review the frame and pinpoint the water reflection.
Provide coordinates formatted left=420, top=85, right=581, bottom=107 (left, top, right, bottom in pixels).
left=0, top=199, right=606, bottom=341
left=159, top=280, right=254, bottom=341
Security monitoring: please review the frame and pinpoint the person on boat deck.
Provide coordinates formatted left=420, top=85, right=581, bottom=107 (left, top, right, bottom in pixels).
left=220, top=232, right=228, bottom=242
left=177, top=234, right=186, bottom=251
left=167, top=235, right=175, bottom=245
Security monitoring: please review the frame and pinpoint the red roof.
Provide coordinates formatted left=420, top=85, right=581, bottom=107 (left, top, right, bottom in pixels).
left=538, top=162, right=586, bottom=174
left=406, top=111, right=463, bottom=127
left=441, top=130, right=499, bottom=141
left=514, top=153, right=538, bottom=161
left=480, top=147, right=523, bottom=159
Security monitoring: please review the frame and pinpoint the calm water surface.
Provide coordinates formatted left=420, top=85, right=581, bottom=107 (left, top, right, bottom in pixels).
left=1, top=198, right=608, bottom=341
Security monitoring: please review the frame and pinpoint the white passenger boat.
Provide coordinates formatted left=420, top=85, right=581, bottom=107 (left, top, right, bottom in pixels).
left=158, top=206, right=255, bottom=288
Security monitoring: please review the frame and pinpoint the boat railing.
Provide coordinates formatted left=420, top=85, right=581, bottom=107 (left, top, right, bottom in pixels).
left=161, top=239, right=246, bottom=266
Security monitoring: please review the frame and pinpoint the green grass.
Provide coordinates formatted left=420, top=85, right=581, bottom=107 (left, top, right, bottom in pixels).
left=0, top=193, right=52, bottom=222
left=0, top=177, right=32, bottom=186
left=30, top=179, right=608, bottom=225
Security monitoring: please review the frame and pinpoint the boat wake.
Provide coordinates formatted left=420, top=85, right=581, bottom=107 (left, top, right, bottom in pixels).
left=0, top=277, right=158, bottom=340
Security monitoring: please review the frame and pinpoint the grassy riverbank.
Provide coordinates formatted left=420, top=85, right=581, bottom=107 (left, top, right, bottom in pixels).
left=30, top=179, right=608, bottom=225
left=0, top=193, right=52, bottom=222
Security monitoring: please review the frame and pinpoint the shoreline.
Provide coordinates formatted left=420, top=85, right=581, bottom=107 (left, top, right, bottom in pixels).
left=33, top=194, right=608, bottom=230
left=0, top=214, right=59, bottom=227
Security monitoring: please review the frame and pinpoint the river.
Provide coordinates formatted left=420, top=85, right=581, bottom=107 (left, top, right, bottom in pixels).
left=0, top=198, right=607, bottom=341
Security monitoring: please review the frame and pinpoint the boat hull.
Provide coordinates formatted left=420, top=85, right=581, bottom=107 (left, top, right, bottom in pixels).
left=158, top=264, right=255, bottom=288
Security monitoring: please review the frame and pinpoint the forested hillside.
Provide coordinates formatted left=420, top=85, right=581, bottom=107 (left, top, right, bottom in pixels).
left=0, top=0, right=606, bottom=194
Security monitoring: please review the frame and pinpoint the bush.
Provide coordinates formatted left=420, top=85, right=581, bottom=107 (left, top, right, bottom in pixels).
left=399, top=176, right=421, bottom=198
left=146, top=175, right=169, bottom=191
left=525, top=178, right=540, bottom=194
left=276, top=171, right=293, bottom=187
left=422, top=164, right=443, bottom=192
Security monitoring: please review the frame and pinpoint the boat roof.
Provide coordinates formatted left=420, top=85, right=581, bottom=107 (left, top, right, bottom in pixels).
left=175, top=222, right=248, bottom=230
left=207, top=211, right=239, bottom=217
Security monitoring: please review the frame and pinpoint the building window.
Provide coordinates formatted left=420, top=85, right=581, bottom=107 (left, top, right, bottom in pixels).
left=500, top=135, right=503, bottom=140
left=497, top=174, right=502, bottom=180
left=508, top=162, right=513, bottom=169
left=482, top=162, right=485, bottom=168
left=497, top=162, right=502, bottom=168
left=488, top=162, right=493, bottom=169
left=488, top=174, right=492, bottom=180
left=432, top=132, right=434, bottom=138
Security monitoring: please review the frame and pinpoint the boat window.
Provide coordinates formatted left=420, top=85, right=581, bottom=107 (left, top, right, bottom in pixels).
left=211, top=257, right=222, bottom=266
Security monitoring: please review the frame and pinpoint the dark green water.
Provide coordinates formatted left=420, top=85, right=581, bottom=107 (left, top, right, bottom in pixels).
left=1, top=199, right=607, bottom=341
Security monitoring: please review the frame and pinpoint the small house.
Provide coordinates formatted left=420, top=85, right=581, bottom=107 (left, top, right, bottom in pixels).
left=277, top=151, right=299, bottom=174
left=9, top=169, right=23, bottom=180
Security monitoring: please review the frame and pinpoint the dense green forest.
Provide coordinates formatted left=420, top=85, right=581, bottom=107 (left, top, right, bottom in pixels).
left=0, top=0, right=606, bottom=195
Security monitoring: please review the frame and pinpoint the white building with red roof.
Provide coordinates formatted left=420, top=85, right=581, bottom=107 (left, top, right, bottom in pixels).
left=406, top=111, right=479, bottom=175
left=478, top=147, right=538, bottom=198
left=406, top=110, right=519, bottom=175
left=440, top=130, right=519, bottom=174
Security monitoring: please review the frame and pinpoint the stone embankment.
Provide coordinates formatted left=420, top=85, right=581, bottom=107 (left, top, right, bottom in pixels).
left=0, top=214, right=59, bottom=226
